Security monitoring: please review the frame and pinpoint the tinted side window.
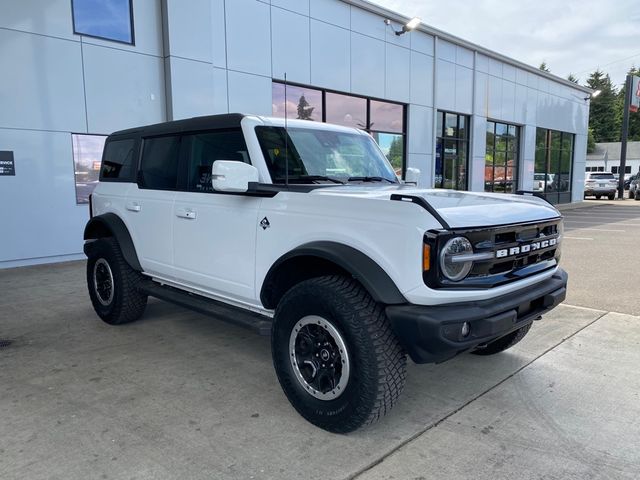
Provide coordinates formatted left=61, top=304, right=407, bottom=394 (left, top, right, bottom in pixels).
left=140, top=136, right=181, bottom=190
left=185, top=129, right=249, bottom=192
left=100, top=138, right=136, bottom=181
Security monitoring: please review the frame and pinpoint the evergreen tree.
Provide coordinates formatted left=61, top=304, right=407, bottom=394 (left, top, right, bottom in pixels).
left=567, top=73, right=579, bottom=84
left=618, top=66, right=640, bottom=141
left=387, top=136, right=403, bottom=172
left=586, top=69, right=620, bottom=142
left=587, top=128, right=596, bottom=153
left=296, top=94, right=315, bottom=121
left=539, top=61, right=550, bottom=73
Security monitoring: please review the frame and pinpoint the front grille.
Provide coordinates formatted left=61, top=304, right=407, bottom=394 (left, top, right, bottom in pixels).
left=425, top=218, right=562, bottom=289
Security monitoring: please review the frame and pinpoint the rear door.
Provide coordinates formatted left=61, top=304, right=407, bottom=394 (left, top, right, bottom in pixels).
left=124, top=134, right=181, bottom=280
left=172, top=129, right=261, bottom=305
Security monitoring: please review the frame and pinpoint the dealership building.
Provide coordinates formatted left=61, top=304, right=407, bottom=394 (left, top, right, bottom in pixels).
left=0, top=0, right=592, bottom=268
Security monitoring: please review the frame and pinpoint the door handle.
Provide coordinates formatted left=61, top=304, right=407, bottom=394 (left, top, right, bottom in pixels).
left=176, top=208, right=197, bottom=219
left=126, top=202, right=141, bottom=212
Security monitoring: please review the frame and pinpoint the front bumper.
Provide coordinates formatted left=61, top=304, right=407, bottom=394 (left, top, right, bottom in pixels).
left=386, top=269, right=568, bottom=364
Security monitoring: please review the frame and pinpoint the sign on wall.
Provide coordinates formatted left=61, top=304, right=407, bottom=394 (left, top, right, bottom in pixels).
left=631, top=75, right=640, bottom=113
left=0, top=151, right=15, bottom=176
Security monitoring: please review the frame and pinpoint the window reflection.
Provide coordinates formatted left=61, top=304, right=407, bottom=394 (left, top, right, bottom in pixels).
left=485, top=121, right=519, bottom=193
left=271, top=82, right=406, bottom=176
left=325, top=92, right=367, bottom=129
left=272, top=83, right=323, bottom=121
left=534, top=128, right=574, bottom=204
left=435, top=111, right=469, bottom=190
left=72, top=0, right=134, bottom=44
left=72, top=134, right=107, bottom=204
left=370, top=101, right=403, bottom=133
left=372, top=133, right=403, bottom=176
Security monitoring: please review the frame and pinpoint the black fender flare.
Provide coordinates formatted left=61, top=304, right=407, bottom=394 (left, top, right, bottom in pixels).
left=83, top=213, right=142, bottom=271
left=261, top=241, right=406, bottom=308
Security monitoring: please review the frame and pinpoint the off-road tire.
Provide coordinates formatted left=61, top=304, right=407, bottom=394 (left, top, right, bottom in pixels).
left=635, top=192, right=640, bottom=201
left=471, top=322, right=532, bottom=356
left=608, top=193, right=615, bottom=200
left=595, top=195, right=601, bottom=200
left=86, top=237, right=147, bottom=325
left=629, top=190, right=635, bottom=199
left=271, top=275, right=407, bottom=433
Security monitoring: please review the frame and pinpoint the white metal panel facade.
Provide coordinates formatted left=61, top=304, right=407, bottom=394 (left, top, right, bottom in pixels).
left=0, top=0, right=591, bottom=267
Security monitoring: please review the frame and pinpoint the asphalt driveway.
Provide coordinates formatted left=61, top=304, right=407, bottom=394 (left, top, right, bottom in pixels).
left=1, top=200, right=639, bottom=480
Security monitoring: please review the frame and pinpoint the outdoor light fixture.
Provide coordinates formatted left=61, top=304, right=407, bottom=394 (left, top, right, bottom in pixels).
left=588, top=89, right=602, bottom=100
left=384, top=17, right=421, bottom=36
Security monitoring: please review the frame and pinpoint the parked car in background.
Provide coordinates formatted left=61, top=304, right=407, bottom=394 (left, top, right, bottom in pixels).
left=533, top=173, right=554, bottom=192
left=584, top=172, right=617, bottom=200
left=629, top=174, right=640, bottom=200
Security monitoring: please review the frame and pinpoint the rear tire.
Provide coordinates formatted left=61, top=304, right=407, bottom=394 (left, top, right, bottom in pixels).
left=608, top=193, right=615, bottom=200
left=271, top=276, right=407, bottom=433
left=595, top=195, right=601, bottom=200
left=635, top=193, right=640, bottom=201
left=629, top=190, right=635, bottom=199
left=86, top=237, right=147, bottom=325
left=471, top=323, right=532, bottom=356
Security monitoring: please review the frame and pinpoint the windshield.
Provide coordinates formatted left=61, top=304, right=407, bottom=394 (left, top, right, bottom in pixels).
left=255, top=126, right=398, bottom=184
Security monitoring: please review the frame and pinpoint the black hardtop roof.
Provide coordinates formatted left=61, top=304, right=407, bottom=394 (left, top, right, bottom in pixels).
left=109, top=113, right=246, bottom=138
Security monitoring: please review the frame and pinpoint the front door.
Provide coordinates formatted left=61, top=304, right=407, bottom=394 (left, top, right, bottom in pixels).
left=172, top=129, right=261, bottom=305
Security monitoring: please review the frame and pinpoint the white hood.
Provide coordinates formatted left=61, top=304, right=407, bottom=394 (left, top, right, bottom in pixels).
left=313, top=186, right=561, bottom=229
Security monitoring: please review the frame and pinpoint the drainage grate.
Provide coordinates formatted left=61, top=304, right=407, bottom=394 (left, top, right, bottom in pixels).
left=0, top=339, right=12, bottom=348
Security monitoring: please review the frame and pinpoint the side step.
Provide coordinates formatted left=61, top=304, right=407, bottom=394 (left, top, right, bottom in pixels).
left=138, top=281, right=272, bottom=335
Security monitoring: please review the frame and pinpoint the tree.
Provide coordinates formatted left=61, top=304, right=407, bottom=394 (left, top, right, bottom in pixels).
left=539, top=61, right=550, bottom=73
left=587, top=128, right=596, bottom=153
left=618, top=66, right=640, bottom=141
left=567, top=73, right=579, bottom=84
left=296, top=94, right=314, bottom=121
left=387, top=136, right=403, bottom=172
left=585, top=69, right=620, bottom=142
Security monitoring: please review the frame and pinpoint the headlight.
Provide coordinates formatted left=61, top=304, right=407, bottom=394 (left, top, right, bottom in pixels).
left=439, top=236, right=473, bottom=281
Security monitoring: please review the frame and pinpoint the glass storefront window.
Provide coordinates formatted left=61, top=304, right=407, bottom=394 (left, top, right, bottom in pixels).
left=72, top=134, right=107, bottom=204
left=325, top=92, right=367, bottom=129
left=485, top=121, right=519, bottom=193
left=534, top=128, right=574, bottom=204
left=372, top=132, right=404, bottom=176
left=369, top=100, right=403, bottom=133
left=435, top=111, right=469, bottom=190
left=272, top=82, right=406, bottom=176
left=72, top=0, right=134, bottom=44
left=272, top=83, right=323, bottom=122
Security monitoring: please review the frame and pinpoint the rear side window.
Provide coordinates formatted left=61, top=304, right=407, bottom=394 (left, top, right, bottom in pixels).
left=100, top=138, right=136, bottom=181
left=184, top=129, right=249, bottom=192
left=140, top=136, right=181, bottom=190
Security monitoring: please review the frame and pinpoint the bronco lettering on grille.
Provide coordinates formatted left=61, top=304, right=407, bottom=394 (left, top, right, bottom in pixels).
left=495, top=237, right=558, bottom=259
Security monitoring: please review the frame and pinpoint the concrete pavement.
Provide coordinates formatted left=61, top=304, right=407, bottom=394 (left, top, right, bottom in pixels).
left=1, top=201, right=639, bottom=480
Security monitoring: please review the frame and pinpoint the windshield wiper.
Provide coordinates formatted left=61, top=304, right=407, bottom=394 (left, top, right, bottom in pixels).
left=347, top=176, right=396, bottom=184
left=280, top=175, right=345, bottom=184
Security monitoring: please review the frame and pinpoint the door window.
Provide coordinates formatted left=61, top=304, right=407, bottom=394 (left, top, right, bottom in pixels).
left=139, top=136, right=181, bottom=190
left=183, top=130, right=250, bottom=192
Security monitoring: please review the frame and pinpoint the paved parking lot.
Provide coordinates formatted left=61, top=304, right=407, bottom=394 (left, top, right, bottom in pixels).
left=1, top=200, right=639, bottom=480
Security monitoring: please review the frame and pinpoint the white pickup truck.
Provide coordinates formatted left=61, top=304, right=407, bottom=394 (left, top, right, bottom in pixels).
left=84, top=114, right=567, bottom=433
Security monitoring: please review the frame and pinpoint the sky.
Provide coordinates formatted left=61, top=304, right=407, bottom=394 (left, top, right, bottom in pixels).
left=372, top=0, right=640, bottom=90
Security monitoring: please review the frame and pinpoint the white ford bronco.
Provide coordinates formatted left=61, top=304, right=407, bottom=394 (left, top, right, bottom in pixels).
left=84, top=113, right=567, bottom=433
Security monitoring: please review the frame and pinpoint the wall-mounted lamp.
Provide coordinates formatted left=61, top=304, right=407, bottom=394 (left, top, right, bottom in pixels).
left=384, top=17, right=421, bottom=36
left=587, top=89, right=602, bottom=101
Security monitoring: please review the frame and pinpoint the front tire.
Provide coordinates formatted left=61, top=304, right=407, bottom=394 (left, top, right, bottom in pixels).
left=471, top=322, right=532, bottom=356
left=86, top=237, right=147, bottom=325
left=271, top=276, right=407, bottom=433
left=608, top=193, right=615, bottom=200
left=595, top=195, right=602, bottom=200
